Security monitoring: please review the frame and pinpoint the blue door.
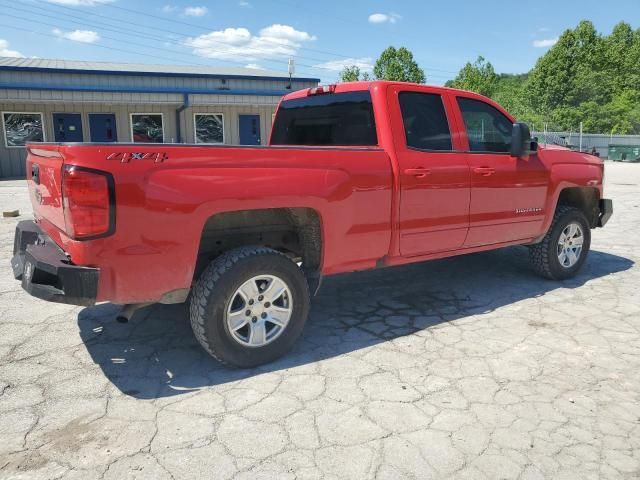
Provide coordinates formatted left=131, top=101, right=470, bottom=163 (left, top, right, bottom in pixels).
left=239, top=115, right=261, bottom=145
left=89, top=114, right=117, bottom=142
left=52, top=113, right=83, bottom=142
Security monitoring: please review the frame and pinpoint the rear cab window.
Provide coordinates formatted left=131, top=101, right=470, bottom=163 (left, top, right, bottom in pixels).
left=270, top=91, right=378, bottom=146
left=398, top=91, right=452, bottom=151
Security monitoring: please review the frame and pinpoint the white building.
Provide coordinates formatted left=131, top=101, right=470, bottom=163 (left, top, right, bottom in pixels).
left=0, top=57, right=319, bottom=178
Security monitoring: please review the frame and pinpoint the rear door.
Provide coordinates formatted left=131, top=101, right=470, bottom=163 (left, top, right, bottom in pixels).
left=52, top=113, right=83, bottom=142
left=89, top=114, right=117, bottom=142
left=453, top=96, right=549, bottom=247
left=390, top=86, right=471, bottom=256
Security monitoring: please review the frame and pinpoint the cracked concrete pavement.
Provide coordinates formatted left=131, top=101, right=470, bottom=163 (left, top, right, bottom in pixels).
left=0, top=162, right=639, bottom=479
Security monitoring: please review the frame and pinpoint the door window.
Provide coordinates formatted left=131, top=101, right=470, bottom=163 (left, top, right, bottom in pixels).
left=399, top=92, right=452, bottom=151
left=104, top=117, right=114, bottom=141
left=457, top=97, right=512, bottom=153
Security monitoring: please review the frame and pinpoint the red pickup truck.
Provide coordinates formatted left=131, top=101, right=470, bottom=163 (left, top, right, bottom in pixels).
left=12, top=81, right=612, bottom=367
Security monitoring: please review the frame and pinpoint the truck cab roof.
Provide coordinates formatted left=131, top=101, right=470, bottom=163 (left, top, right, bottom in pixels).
left=282, top=80, right=486, bottom=100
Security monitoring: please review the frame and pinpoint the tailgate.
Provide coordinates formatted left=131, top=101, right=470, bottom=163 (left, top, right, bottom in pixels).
left=25, top=145, right=66, bottom=232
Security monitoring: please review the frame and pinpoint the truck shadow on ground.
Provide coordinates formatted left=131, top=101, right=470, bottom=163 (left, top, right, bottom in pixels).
left=77, top=247, right=633, bottom=399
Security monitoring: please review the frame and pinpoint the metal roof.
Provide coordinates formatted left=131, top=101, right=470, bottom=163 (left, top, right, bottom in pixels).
left=0, top=57, right=320, bottom=82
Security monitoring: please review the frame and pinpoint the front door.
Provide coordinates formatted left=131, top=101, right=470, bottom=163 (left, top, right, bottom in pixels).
left=392, top=87, right=471, bottom=256
left=453, top=96, right=549, bottom=247
left=89, top=114, right=117, bottom=142
left=239, top=115, right=261, bottom=145
left=52, top=113, right=83, bottom=142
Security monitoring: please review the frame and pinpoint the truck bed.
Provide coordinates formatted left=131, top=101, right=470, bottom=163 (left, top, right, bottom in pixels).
left=25, top=142, right=394, bottom=304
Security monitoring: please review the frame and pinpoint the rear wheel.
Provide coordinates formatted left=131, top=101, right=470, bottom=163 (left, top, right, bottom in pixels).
left=529, top=206, right=591, bottom=280
left=190, top=246, right=310, bottom=367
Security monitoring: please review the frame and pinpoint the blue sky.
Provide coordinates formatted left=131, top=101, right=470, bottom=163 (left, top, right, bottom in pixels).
left=0, top=0, right=638, bottom=84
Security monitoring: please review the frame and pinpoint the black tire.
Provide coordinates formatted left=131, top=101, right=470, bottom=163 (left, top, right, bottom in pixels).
left=529, top=206, right=591, bottom=280
left=190, top=246, right=310, bottom=368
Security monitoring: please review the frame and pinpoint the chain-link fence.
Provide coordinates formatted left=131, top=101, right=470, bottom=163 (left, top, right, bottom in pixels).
left=531, top=128, right=640, bottom=160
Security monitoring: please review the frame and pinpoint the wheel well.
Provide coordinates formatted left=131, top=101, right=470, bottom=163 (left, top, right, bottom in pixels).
left=193, top=208, right=322, bottom=282
left=556, top=187, right=600, bottom=227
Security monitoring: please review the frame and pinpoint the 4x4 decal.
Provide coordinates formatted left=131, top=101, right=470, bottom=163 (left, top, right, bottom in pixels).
left=106, top=152, right=168, bottom=163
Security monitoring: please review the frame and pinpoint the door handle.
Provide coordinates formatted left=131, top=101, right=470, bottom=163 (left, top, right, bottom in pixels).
left=404, top=168, right=431, bottom=178
left=473, top=166, right=496, bottom=176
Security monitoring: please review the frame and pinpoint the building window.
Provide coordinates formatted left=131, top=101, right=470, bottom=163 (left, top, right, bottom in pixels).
left=2, top=112, right=44, bottom=147
left=194, top=114, right=224, bottom=144
left=130, top=113, right=164, bottom=143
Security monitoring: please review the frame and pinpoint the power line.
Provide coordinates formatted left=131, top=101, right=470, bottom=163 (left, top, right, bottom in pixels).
left=2, top=2, right=455, bottom=81
left=30, top=0, right=459, bottom=76
left=0, top=12, right=330, bottom=78
left=0, top=23, right=203, bottom=66
left=31, top=0, right=364, bottom=63
left=0, top=3, right=324, bottom=72
left=0, top=7, right=453, bottom=81
left=262, top=0, right=479, bottom=73
left=18, top=1, right=342, bottom=67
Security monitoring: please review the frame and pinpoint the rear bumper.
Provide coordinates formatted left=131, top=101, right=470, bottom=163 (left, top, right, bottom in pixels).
left=11, top=220, right=98, bottom=306
left=598, top=199, right=613, bottom=227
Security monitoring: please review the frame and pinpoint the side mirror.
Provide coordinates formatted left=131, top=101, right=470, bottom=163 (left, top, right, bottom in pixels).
left=510, top=122, right=532, bottom=158
left=531, top=136, right=539, bottom=152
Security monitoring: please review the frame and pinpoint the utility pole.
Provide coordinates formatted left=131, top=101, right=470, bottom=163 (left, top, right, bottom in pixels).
left=579, top=122, right=583, bottom=152
left=287, top=58, right=295, bottom=90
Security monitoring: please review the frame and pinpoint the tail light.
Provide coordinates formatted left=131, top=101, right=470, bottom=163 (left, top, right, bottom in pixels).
left=308, top=84, right=336, bottom=95
left=62, top=165, right=115, bottom=240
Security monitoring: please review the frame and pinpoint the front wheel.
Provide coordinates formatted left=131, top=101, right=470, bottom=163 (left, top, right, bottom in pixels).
left=529, top=206, right=591, bottom=280
left=190, top=246, right=310, bottom=367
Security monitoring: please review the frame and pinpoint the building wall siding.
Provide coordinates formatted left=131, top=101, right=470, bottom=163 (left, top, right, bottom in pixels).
left=0, top=100, right=285, bottom=177
left=0, top=66, right=317, bottom=178
left=0, top=70, right=314, bottom=94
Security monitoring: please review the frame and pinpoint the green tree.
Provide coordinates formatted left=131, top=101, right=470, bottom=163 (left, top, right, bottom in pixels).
left=373, top=46, right=426, bottom=83
left=387, top=20, right=640, bottom=133
left=339, top=65, right=372, bottom=82
left=528, top=25, right=586, bottom=115
left=446, top=56, right=498, bottom=97
left=339, top=65, right=361, bottom=82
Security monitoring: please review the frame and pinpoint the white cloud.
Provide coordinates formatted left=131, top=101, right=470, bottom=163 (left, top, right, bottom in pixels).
left=239, top=1, right=252, bottom=6
left=245, top=63, right=265, bottom=70
left=184, top=6, right=208, bottom=16
left=186, top=24, right=316, bottom=61
left=162, top=5, right=177, bottom=13
left=44, top=0, right=113, bottom=5
left=532, top=37, right=558, bottom=47
left=368, top=13, right=401, bottom=24
left=260, top=24, right=315, bottom=43
left=0, top=39, right=23, bottom=57
left=313, top=57, right=373, bottom=72
left=53, top=29, right=100, bottom=43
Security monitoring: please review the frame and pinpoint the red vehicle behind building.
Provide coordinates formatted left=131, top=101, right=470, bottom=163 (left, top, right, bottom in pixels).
left=12, top=81, right=612, bottom=366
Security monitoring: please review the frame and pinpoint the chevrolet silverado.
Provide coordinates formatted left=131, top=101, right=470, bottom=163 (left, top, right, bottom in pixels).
left=12, top=81, right=613, bottom=367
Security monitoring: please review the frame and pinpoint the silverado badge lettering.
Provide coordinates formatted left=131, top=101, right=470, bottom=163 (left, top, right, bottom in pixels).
left=515, top=207, right=543, bottom=214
